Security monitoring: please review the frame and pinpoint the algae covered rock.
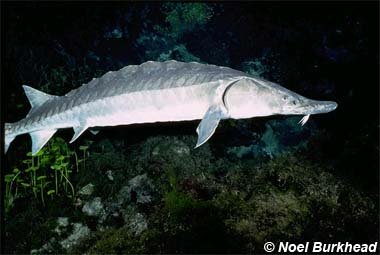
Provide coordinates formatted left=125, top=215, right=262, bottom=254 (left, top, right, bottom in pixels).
left=219, top=190, right=310, bottom=244
left=228, top=116, right=313, bottom=159
left=78, top=183, right=95, bottom=197
left=117, top=174, right=155, bottom=205
left=213, top=155, right=376, bottom=252
left=82, top=197, right=105, bottom=218
left=85, top=226, right=159, bottom=254
left=54, top=217, right=69, bottom=236
left=31, top=220, right=92, bottom=254
left=125, top=211, right=148, bottom=236
left=60, top=223, right=91, bottom=251
left=151, top=138, right=190, bottom=157
left=54, top=136, right=377, bottom=254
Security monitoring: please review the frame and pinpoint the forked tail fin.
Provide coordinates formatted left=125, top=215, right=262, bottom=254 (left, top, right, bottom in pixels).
left=4, top=123, right=57, bottom=155
left=4, top=123, right=16, bottom=154
left=29, top=129, right=57, bottom=155
left=5, top=85, right=58, bottom=155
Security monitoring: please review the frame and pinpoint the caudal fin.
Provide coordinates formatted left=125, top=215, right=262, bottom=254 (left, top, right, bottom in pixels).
left=5, top=85, right=58, bottom=155
left=29, top=129, right=57, bottom=155
left=4, top=124, right=57, bottom=155
left=4, top=123, right=16, bottom=154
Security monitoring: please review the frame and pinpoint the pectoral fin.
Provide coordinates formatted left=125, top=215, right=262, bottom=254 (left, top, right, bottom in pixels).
left=195, top=105, right=227, bottom=148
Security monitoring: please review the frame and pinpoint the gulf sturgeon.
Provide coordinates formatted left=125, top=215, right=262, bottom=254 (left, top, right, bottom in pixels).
left=4, top=60, right=337, bottom=155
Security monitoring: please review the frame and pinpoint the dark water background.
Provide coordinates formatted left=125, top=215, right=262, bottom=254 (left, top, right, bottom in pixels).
left=2, top=2, right=379, bottom=254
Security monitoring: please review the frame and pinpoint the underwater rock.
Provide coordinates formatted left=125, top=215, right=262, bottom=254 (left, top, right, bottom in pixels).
left=78, top=183, right=95, bottom=197
left=106, top=170, right=114, bottom=181
left=236, top=191, right=309, bottom=243
left=126, top=212, right=148, bottom=236
left=121, top=206, right=148, bottom=236
left=104, top=26, right=123, bottom=39
left=260, top=117, right=310, bottom=157
left=54, top=217, right=69, bottom=235
left=242, top=59, right=267, bottom=77
left=117, top=174, right=155, bottom=205
left=228, top=116, right=312, bottom=159
left=261, top=124, right=280, bottom=158
left=60, top=223, right=91, bottom=250
left=30, top=238, right=57, bottom=254
left=157, top=44, right=201, bottom=62
left=57, top=217, right=69, bottom=227
left=82, top=197, right=105, bottom=217
left=151, top=139, right=190, bottom=157
left=31, top=221, right=91, bottom=254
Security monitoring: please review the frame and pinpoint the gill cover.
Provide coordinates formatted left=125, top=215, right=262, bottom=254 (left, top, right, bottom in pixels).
left=195, top=79, right=242, bottom=148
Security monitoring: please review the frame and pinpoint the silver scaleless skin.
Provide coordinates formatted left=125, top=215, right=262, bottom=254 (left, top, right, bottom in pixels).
left=4, top=60, right=337, bottom=155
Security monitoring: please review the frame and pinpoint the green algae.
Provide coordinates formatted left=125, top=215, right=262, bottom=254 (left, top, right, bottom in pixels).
left=86, top=227, right=157, bottom=254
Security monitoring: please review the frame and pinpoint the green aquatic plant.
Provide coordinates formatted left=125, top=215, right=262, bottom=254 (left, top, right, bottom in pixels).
left=164, top=188, right=196, bottom=220
left=162, top=3, right=213, bottom=38
left=4, top=168, right=22, bottom=214
left=78, top=145, right=89, bottom=171
left=36, top=175, right=48, bottom=206
left=5, top=137, right=88, bottom=213
left=137, top=3, right=213, bottom=62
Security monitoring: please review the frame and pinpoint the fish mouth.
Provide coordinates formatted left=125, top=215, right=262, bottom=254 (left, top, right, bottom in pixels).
left=299, top=100, right=338, bottom=115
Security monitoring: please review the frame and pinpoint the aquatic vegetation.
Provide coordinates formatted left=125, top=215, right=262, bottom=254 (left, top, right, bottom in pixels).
left=213, top=155, right=377, bottom=251
left=241, top=51, right=283, bottom=81
left=5, top=137, right=85, bottom=213
left=6, top=134, right=376, bottom=254
left=162, top=3, right=213, bottom=38
left=157, top=44, right=200, bottom=62
left=4, top=168, right=21, bottom=214
left=82, top=226, right=158, bottom=254
left=242, top=59, right=267, bottom=77
left=227, top=116, right=313, bottom=159
left=137, top=3, right=213, bottom=62
left=163, top=167, right=203, bottom=222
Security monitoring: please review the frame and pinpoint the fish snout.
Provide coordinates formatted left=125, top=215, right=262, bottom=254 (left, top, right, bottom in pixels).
left=326, top=101, right=338, bottom=112
left=303, top=100, right=338, bottom=114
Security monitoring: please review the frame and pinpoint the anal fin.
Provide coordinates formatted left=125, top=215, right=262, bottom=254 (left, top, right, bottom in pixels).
left=30, top=129, right=57, bottom=155
left=70, top=125, right=88, bottom=143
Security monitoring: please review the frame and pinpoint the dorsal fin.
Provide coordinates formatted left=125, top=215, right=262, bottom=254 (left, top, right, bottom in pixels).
left=22, top=85, right=56, bottom=108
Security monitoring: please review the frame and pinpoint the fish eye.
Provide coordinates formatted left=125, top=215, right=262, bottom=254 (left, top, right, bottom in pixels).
left=282, top=96, right=288, bottom=101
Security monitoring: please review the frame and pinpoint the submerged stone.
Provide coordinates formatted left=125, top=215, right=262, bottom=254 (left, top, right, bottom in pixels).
left=82, top=197, right=105, bottom=217
left=54, top=217, right=69, bottom=235
left=60, top=223, right=91, bottom=250
left=117, top=174, right=155, bottom=205
left=151, top=139, right=190, bottom=157
left=78, top=183, right=95, bottom=197
left=123, top=209, right=148, bottom=236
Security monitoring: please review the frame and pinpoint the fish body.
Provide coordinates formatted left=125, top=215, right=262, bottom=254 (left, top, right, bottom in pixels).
left=4, top=60, right=337, bottom=155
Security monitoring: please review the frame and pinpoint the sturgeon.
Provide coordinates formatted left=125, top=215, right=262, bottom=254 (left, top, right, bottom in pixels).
left=4, top=60, right=337, bottom=155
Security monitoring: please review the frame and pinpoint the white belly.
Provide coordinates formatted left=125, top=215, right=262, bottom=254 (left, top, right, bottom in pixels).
left=85, top=84, right=213, bottom=128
